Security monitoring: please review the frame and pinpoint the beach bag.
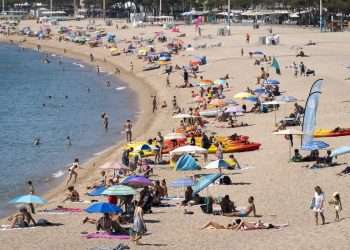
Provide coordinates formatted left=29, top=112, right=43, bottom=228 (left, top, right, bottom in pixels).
left=310, top=197, right=315, bottom=209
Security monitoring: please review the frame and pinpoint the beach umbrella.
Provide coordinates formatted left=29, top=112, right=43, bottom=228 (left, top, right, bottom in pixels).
left=213, top=79, right=226, bottom=85
left=9, top=195, right=47, bottom=205
left=276, top=95, right=297, bottom=103
left=85, top=202, right=123, bottom=214
left=87, top=186, right=106, bottom=196
left=121, top=175, right=152, bottom=188
left=301, top=141, right=329, bottom=151
left=262, top=100, right=287, bottom=124
left=273, top=129, right=304, bottom=158
left=264, top=79, right=280, bottom=85
left=102, top=185, right=136, bottom=196
left=243, top=96, right=259, bottom=103
left=170, top=177, right=194, bottom=188
left=331, top=146, right=350, bottom=157
left=192, top=174, right=222, bottom=195
left=170, top=145, right=208, bottom=155
left=234, top=92, right=254, bottom=99
left=254, top=87, right=266, bottom=95
left=204, top=159, right=230, bottom=170
left=224, top=106, right=243, bottom=113
left=135, top=144, right=157, bottom=152
left=164, top=133, right=186, bottom=140
left=173, top=113, right=198, bottom=119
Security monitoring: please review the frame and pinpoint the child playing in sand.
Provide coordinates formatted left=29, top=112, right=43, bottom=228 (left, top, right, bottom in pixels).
left=329, top=192, right=342, bottom=222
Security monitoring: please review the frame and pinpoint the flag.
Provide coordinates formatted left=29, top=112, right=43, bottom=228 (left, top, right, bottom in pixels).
left=272, top=57, right=281, bottom=75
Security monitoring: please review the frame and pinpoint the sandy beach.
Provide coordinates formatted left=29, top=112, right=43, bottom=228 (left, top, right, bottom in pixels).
left=1, top=20, right=350, bottom=250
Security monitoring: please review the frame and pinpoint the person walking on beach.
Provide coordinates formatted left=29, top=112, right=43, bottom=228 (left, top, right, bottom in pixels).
left=124, top=120, right=132, bottom=142
left=329, top=192, right=342, bottom=222
left=183, top=69, right=189, bottom=87
left=90, top=53, right=94, bottom=62
left=311, top=186, right=326, bottom=225
left=131, top=200, right=146, bottom=245
left=246, top=33, right=250, bottom=43
left=152, top=96, right=157, bottom=113
left=299, top=62, right=305, bottom=76
left=27, top=181, right=35, bottom=214
left=156, top=132, right=164, bottom=162
left=67, top=158, right=80, bottom=185
left=166, top=74, right=170, bottom=88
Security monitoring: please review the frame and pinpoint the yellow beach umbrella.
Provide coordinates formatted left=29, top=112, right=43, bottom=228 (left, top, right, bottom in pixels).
left=234, top=92, right=254, bottom=99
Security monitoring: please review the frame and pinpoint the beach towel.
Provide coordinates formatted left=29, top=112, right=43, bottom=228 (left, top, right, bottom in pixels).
left=39, top=207, right=83, bottom=214
left=82, top=232, right=130, bottom=240
left=1, top=225, right=37, bottom=231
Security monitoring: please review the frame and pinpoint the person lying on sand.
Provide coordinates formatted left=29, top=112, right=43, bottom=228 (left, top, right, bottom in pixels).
left=296, top=50, right=309, bottom=57
left=337, top=166, right=350, bottom=176
left=201, top=219, right=288, bottom=231
left=223, top=196, right=256, bottom=217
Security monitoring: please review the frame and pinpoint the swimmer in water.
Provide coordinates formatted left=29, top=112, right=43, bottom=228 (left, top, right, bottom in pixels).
left=106, top=81, right=111, bottom=87
left=33, top=138, right=40, bottom=146
left=87, top=88, right=91, bottom=93
left=65, top=95, right=68, bottom=99
left=66, top=136, right=72, bottom=146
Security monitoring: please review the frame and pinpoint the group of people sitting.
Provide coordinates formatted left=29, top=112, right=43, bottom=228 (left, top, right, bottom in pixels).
left=291, top=149, right=336, bottom=168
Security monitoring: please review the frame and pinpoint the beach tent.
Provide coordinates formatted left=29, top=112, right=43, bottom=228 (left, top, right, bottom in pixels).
left=175, top=154, right=200, bottom=171
left=192, top=173, right=221, bottom=195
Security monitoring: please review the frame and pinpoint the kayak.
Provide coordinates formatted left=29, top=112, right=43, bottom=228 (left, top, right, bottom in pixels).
left=314, top=128, right=350, bottom=138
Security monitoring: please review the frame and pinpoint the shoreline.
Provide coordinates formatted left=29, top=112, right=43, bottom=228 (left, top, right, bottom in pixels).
left=0, top=34, right=158, bottom=219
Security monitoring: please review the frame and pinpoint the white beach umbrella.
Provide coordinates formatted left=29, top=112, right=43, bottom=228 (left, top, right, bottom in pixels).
left=170, top=145, right=207, bottom=155
left=262, top=100, right=288, bottom=124
left=172, top=113, right=198, bottom=119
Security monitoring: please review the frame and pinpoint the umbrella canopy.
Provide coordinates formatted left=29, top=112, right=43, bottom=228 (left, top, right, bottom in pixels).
left=135, top=144, right=158, bottom=152
left=224, top=106, right=243, bottom=113
left=102, top=185, right=136, bottom=196
left=170, top=177, right=194, bottom=188
left=302, top=141, right=329, bottom=151
left=170, top=145, right=208, bottom=155
left=85, top=202, right=123, bottom=214
left=192, top=174, right=222, bottom=195
left=264, top=79, right=280, bottom=85
left=164, top=133, right=186, bottom=140
left=121, top=175, right=152, bottom=188
left=204, top=159, right=230, bottom=169
left=99, top=162, right=128, bottom=170
left=9, top=194, right=47, bottom=205
left=275, top=95, right=297, bottom=103
left=262, top=100, right=286, bottom=105
left=234, top=92, right=254, bottom=99
left=87, top=186, right=106, bottom=196
left=273, top=129, right=304, bottom=135
left=243, top=96, right=259, bottom=103
left=173, top=113, right=198, bottom=119
left=331, top=146, right=350, bottom=157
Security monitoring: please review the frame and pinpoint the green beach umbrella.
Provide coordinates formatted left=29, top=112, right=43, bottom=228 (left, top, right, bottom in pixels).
left=102, top=185, right=136, bottom=196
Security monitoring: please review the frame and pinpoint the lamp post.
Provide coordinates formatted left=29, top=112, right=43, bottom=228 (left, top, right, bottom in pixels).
left=159, top=0, right=162, bottom=16
left=319, top=0, right=322, bottom=32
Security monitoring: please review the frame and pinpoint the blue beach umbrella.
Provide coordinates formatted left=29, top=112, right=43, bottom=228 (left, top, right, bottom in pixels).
left=302, top=141, right=329, bottom=151
left=243, top=96, right=259, bottom=103
left=331, top=146, right=350, bottom=157
left=9, top=194, right=47, bottom=205
left=87, top=186, right=106, bottom=196
left=264, top=79, right=280, bottom=85
left=170, top=177, right=194, bottom=188
left=192, top=174, right=222, bottom=195
left=85, top=202, right=123, bottom=214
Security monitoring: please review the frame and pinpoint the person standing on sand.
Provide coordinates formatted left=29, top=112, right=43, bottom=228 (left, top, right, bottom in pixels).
left=27, top=181, right=35, bottom=214
left=246, top=33, right=250, bottom=43
left=183, top=69, right=189, bottom=87
left=241, top=48, right=244, bottom=56
left=166, top=74, right=170, bottom=87
left=131, top=200, right=147, bottom=245
left=156, top=132, right=164, bottom=162
left=124, top=120, right=133, bottom=142
left=311, top=186, right=326, bottom=225
left=90, top=53, right=94, bottom=62
left=152, top=96, right=157, bottom=113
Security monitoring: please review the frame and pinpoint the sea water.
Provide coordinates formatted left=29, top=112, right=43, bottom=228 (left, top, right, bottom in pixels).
left=0, top=43, right=136, bottom=216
